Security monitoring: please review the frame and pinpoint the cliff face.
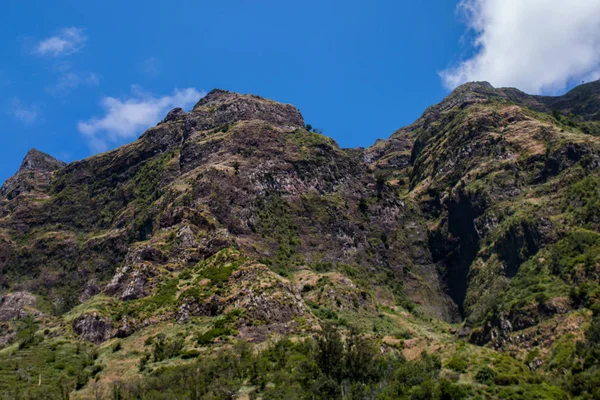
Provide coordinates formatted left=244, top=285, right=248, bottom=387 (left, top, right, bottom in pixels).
left=369, top=80, right=600, bottom=348
left=0, top=89, right=457, bottom=348
left=1, top=82, right=600, bottom=397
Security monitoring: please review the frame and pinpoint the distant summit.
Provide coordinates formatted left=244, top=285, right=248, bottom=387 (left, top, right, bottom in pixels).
left=188, top=89, right=305, bottom=130
left=18, top=148, right=65, bottom=173
left=0, top=149, right=64, bottom=199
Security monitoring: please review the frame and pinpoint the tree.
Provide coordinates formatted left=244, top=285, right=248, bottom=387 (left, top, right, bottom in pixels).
left=345, top=327, right=376, bottom=382
left=316, top=323, right=344, bottom=381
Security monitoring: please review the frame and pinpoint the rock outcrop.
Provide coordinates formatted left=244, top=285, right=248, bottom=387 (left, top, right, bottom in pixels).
left=73, top=313, right=113, bottom=344
left=0, top=149, right=65, bottom=199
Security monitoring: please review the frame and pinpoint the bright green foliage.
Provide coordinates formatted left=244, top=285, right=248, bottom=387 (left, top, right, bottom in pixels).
left=0, top=341, right=101, bottom=399
left=15, top=316, right=40, bottom=350
left=140, top=278, right=179, bottom=313
left=150, top=334, right=185, bottom=362
left=196, top=311, right=241, bottom=345
left=195, top=248, right=246, bottom=287
left=106, top=328, right=476, bottom=400
left=446, top=355, right=468, bottom=373
left=132, top=152, right=173, bottom=206
left=565, top=175, right=600, bottom=230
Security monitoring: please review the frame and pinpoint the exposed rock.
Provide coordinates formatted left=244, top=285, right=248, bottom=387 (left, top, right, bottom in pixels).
left=176, top=294, right=222, bottom=323
left=79, top=279, right=101, bottom=303
left=73, top=312, right=113, bottom=344
left=162, top=107, right=187, bottom=123
left=105, top=263, right=155, bottom=301
left=226, top=265, right=308, bottom=324
left=0, top=291, right=38, bottom=321
left=1, top=82, right=599, bottom=355
left=115, top=315, right=136, bottom=338
left=176, top=225, right=200, bottom=249
left=0, top=149, right=65, bottom=199
left=17, top=149, right=65, bottom=173
left=189, top=89, right=305, bottom=130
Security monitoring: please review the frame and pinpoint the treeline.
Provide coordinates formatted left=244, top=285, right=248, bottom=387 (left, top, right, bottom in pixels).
left=106, top=316, right=600, bottom=400
left=109, top=324, right=468, bottom=400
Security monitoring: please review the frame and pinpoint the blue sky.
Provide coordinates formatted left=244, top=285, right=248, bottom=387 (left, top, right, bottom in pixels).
left=2, top=0, right=600, bottom=184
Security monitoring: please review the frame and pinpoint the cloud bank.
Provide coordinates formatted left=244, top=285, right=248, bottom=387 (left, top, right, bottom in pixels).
left=440, top=0, right=600, bottom=94
left=34, top=27, right=87, bottom=57
left=78, top=87, right=204, bottom=152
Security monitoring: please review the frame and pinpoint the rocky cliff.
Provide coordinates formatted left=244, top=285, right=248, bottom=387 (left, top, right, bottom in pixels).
left=1, top=82, right=599, bottom=398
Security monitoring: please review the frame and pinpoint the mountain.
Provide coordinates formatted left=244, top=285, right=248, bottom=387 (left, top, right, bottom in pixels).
left=1, top=82, right=599, bottom=399
left=370, top=81, right=600, bottom=346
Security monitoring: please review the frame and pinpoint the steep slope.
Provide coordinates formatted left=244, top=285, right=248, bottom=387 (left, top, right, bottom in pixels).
left=0, top=90, right=457, bottom=345
left=370, top=80, right=600, bottom=353
left=2, top=83, right=600, bottom=398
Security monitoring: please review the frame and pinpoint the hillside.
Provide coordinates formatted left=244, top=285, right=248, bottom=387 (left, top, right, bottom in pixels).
left=0, top=82, right=599, bottom=399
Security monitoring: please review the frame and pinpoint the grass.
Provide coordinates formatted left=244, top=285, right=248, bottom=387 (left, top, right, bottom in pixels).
left=0, top=339, right=101, bottom=399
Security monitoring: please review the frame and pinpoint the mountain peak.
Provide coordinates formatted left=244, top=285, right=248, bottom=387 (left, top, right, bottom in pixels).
left=18, top=149, right=65, bottom=173
left=189, top=89, right=305, bottom=129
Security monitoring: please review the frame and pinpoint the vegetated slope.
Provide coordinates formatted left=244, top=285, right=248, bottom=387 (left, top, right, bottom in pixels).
left=370, top=80, right=600, bottom=355
left=1, top=82, right=600, bottom=399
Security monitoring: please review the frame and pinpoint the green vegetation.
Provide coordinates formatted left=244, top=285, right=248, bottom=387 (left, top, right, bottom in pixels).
left=150, top=333, right=185, bottom=362
left=132, top=152, right=173, bottom=206
left=196, top=311, right=241, bottom=345
left=565, top=175, right=600, bottom=230
left=138, top=278, right=179, bottom=314
left=4, top=74, right=600, bottom=400
left=107, top=325, right=475, bottom=400
left=0, top=340, right=102, bottom=399
left=254, top=195, right=302, bottom=275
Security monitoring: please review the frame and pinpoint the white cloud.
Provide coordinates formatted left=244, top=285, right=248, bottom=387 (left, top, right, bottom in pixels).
left=440, top=0, right=600, bottom=94
left=78, top=87, right=204, bottom=152
left=9, top=98, right=41, bottom=124
left=34, top=27, right=87, bottom=57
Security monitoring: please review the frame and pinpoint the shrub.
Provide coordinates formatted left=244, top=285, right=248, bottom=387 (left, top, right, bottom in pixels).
left=181, top=350, right=200, bottom=359
left=446, top=356, right=468, bottom=373
left=438, top=379, right=470, bottom=400
left=111, top=341, right=122, bottom=353
left=152, top=334, right=185, bottom=362
left=16, top=316, right=40, bottom=349
left=475, top=366, right=497, bottom=384
left=197, top=327, right=232, bottom=346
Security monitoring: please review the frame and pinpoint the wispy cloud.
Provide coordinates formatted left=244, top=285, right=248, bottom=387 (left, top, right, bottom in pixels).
left=47, top=71, right=99, bottom=96
left=78, top=86, right=205, bottom=152
left=440, top=0, right=600, bottom=94
left=9, top=98, right=41, bottom=124
left=34, top=27, right=87, bottom=57
left=140, top=57, right=160, bottom=77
